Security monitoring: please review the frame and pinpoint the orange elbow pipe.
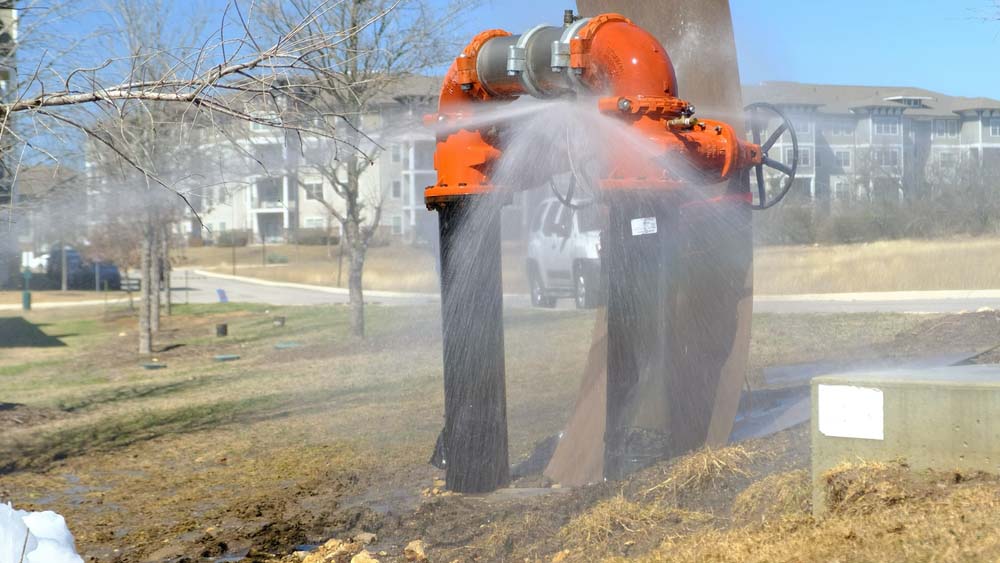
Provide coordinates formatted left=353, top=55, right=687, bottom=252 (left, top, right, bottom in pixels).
left=425, top=15, right=763, bottom=206
left=572, top=14, right=678, bottom=99
left=425, top=30, right=512, bottom=205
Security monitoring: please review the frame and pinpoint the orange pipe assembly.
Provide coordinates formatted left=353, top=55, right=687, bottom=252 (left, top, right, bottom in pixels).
left=425, top=13, right=764, bottom=205
left=427, top=12, right=762, bottom=493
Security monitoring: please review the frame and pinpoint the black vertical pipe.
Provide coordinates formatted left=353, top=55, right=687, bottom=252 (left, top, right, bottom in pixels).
left=435, top=197, right=510, bottom=493
left=604, top=192, right=680, bottom=480
left=670, top=182, right=752, bottom=452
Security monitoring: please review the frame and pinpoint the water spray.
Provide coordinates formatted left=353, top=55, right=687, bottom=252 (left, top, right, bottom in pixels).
left=426, top=10, right=799, bottom=492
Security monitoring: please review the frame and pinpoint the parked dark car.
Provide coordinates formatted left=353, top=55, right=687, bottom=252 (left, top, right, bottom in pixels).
left=47, top=247, right=122, bottom=290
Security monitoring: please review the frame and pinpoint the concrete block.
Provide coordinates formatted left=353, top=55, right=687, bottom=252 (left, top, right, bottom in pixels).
left=811, top=365, right=1000, bottom=514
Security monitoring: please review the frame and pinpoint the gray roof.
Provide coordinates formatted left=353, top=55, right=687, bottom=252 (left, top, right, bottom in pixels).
left=370, top=73, right=441, bottom=106
left=14, top=165, right=79, bottom=198
left=743, top=81, right=1000, bottom=118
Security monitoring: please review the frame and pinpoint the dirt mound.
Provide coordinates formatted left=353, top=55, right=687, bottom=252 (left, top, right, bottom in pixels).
left=731, top=469, right=810, bottom=524
left=381, top=428, right=808, bottom=563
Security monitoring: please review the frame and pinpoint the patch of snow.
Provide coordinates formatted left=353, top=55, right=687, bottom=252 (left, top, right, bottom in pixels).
left=0, top=503, right=83, bottom=563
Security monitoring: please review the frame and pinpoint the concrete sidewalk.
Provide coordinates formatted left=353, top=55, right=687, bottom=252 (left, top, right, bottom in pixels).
left=4, top=268, right=999, bottom=314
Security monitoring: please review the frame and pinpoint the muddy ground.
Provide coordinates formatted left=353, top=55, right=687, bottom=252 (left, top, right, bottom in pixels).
left=2, top=305, right=999, bottom=562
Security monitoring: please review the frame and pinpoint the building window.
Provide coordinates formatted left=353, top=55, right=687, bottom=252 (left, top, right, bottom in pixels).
left=251, top=111, right=280, bottom=132
left=834, top=150, right=851, bottom=169
left=219, top=221, right=226, bottom=232
left=874, top=116, right=900, bottom=136
left=792, top=119, right=811, bottom=135
left=827, top=118, right=855, bottom=137
left=785, top=147, right=811, bottom=167
left=933, top=119, right=959, bottom=138
left=304, top=181, right=323, bottom=200
left=414, top=141, right=435, bottom=170
left=391, top=215, right=403, bottom=235
left=834, top=179, right=852, bottom=200
left=254, top=144, right=284, bottom=170
left=391, top=180, right=402, bottom=199
left=391, top=145, right=402, bottom=163
left=938, top=151, right=958, bottom=167
left=991, top=118, right=1000, bottom=137
left=873, top=148, right=900, bottom=167
left=255, top=177, right=283, bottom=208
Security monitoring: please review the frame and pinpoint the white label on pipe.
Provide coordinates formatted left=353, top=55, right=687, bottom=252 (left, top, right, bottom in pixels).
left=630, top=217, right=658, bottom=236
left=818, top=384, right=884, bottom=440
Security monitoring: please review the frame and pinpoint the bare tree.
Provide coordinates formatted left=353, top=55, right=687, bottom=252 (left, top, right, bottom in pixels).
left=257, top=0, right=474, bottom=337
left=0, top=0, right=362, bottom=226
left=0, top=0, right=419, bottom=351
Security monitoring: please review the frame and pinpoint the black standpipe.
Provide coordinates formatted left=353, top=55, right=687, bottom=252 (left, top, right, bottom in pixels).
left=434, top=197, right=510, bottom=493
left=603, top=192, right=681, bottom=480
left=603, top=185, right=751, bottom=480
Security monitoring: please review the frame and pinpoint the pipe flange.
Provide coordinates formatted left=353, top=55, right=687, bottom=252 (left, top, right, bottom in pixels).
left=551, top=17, right=591, bottom=91
left=507, top=25, right=556, bottom=99
left=556, top=14, right=632, bottom=93
left=457, top=29, right=512, bottom=101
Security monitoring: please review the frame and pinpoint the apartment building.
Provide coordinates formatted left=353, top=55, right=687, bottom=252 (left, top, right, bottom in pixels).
left=79, top=78, right=1000, bottom=252
left=185, top=75, right=441, bottom=244
left=743, top=81, right=1000, bottom=206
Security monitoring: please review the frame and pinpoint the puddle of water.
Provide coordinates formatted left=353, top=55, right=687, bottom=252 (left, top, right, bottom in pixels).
left=214, top=549, right=249, bottom=563
left=294, top=544, right=320, bottom=551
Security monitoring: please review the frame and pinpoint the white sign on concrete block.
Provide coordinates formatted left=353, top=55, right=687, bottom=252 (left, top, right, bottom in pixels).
left=818, top=384, right=884, bottom=440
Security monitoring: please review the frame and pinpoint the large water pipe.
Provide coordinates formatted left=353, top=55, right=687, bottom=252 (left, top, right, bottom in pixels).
left=426, top=11, right=776, bottom=493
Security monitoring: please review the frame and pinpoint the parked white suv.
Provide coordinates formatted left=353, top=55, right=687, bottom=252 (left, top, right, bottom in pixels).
left=526, top=198, right=604, bottom=309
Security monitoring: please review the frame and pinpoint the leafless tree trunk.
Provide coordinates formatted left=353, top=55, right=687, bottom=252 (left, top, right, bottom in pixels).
left=0, top=0, right=422, bottom=349
left=260, top=0, right=472, bottom=337
left=163, top=227, right=172, bottom=316
left=346, top=212, right=366, bottom=335
left=151, top=226, right=161, bottom=333
left=138, top=227, right=153, bottom=355
left=123, top=270, right=135, bottom=311
left=60, top=242, right=68, bottom=292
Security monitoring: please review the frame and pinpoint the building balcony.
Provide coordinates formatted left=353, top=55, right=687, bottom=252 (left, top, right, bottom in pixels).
left=253, top=200, right=284, bottom=210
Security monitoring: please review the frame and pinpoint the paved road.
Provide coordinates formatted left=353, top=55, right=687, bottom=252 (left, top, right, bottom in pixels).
left=173, top=270, right=1000, bottom=314
left=754, top=291, right=1000, bottom=314
left=173, top=270, right=444, bottom=307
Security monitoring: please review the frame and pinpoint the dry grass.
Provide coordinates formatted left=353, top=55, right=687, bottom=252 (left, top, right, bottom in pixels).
left=756, top=236, right=1000, bottom=294
left=821, top=460, right=923, bottom=515
left=0, top=303, right=595, bottom=560
left=482, top=511, right=560, bottom=561
left=7, top=306, right=1000, bottom=561
left=731, top=469, right=811, bottom=524
left=559, top=494, right=711, bottom=547
left=643, top=445, right=765, bottom=497
left=181, top=236, right=1000, bottom=296
left=176, top=242, right=530, bottom=293
left=623, top=461, right=1000, bottom=563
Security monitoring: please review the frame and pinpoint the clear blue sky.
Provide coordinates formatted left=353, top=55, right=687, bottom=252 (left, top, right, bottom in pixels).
left=39, top=0, right=1000, bottom=100
left=453, top=0, right=1000, bottom=99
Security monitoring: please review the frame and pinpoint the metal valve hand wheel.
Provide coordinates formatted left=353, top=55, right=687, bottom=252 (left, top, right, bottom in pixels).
left=745, top=102, right=799, bottom=210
